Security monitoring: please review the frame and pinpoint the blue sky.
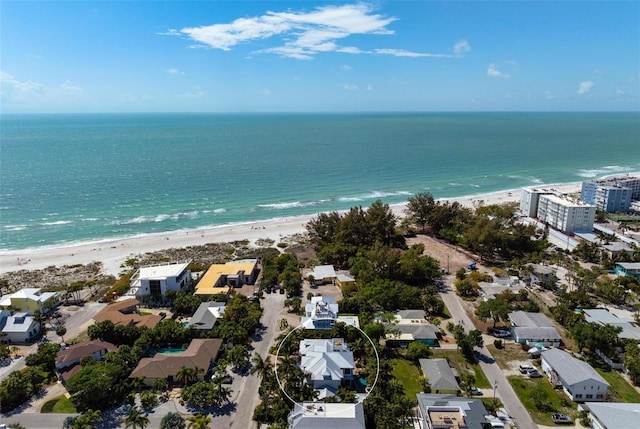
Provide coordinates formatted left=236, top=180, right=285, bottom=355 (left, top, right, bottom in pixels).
left=1, top=1, right=639, bottom=113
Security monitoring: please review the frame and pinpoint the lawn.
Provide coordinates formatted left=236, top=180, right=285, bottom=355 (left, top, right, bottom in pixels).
left=41, top=395, right=76, bottom=413
left=391, top=358, right=423, bottom=402
left=486, top=341, right=530, bottom=371
left=432, top=349, right=490, bottom=388
left=508, top=375, right=577, bottom=426
left=596, top=368, right=640, bottom=403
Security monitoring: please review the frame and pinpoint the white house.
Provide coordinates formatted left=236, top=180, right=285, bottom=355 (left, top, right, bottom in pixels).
left=509, top=311, right=562, bottom=347
left=580, top=402, right=640, bottom=429
left=299, top=338, right=355, bottom=399
left=288, top=402, right=365, bottom=429
left=127, top=260, right=192, bottom=299
left=301, top=296, right=359, bottom=330
left=540, top=348, right=609, bottom=402
left=310, top=265, right=337, bottom=285
left=0, top=311, right=40, bottom=344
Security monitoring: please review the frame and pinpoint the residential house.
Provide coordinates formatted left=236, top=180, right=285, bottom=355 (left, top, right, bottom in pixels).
left=310, top=265, right=337, bottom=285
left=509, top=311, right=562, bottom=347
left=129, top=338, right=223, bottom=386
left=188, top=301, right=226, bottom=332
left=336, top=273, right=356, bottom=290
left=0, top=288, right=60, bottom=315
left=93, top=298, right=161, bottom=329
left=385, top=310, right=439, bottom=347
left=529, top=264, right=557, bottom=288
left=579, top=402, right=640, bottom=429
left=301, top=296, right=359, bottom=330
left=583, top=308, right=640, bottom=341
left=127, top=260, right=192, bottom=300
left=419, top=359, right=460, bottom=395
left=299, top=338, right=354, bottom=399
left=478, top=275, right=524, bottom=301
left=540, top=348, right=609, bottom=402
left=288, top=402, right=365, bottom=429
left=56, top=340, right=117, bottom=382
left=0, top=311, right=40, bottom=344
left=416, top=394, right=493, bottom=429
left=615, top=262, right=640, bottom=279
left=195, top=259, right=260, bottom=296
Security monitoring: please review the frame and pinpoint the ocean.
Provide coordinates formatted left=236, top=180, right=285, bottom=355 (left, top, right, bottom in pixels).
left=1, top=112, right=638, bottom=251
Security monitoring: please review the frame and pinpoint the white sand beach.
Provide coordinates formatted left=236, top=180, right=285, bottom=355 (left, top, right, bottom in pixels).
left=0, top=182, right=582, bottom=277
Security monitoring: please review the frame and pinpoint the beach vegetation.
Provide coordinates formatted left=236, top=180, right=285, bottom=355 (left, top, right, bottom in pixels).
left=405, top=192, right=436, bottom=233
left=103, top=272, right=134, bottom=302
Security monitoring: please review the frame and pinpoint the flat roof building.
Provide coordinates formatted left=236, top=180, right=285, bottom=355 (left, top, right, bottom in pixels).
left=195, top=259, right=259, bottom=295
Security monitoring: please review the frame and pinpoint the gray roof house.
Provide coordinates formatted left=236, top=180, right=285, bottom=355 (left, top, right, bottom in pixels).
left=300, top=338, right=355, bottom=399
left=541, top=348, right=609, bottom=402
left=1, top=311, right=40, bottom=344
left=583, top=308, right=640, bottom=341
left=301, top=296, right=359, bottom=330
left=416, top=394, right=492, bottom=429
left=509, top=311, right=562, bottom=347
left=288, top=402, right=365, bottom=429
left=580, top=402, right=640, bottom=429
left=188, top=301, right=226, bottom=332
left=386, top=310, right=439, bottom=347
left=419, top=359, right=460, bottom=394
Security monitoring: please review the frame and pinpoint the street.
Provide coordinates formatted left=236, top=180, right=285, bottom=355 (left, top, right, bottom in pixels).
left=439, top=275, right=538, bottom=429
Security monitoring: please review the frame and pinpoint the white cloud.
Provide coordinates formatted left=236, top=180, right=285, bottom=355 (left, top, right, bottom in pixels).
left=544, top=91, right=556, bottom=100
left=340, top=65, right=353, bottom=71
left=169, top=4, right=444, bottom=60
left=453, top=39, right=471, bottom=55
left=262, top=88, right=272, bottom=96
left=343, top=83, right=358, bottom=90
left=487, top=64, right=510, bottom=79
left=167, top=68, right=184, bottom=75
left=617, top=89, right=625, bottom=95
left=374, top=48, right=450, bottom=58
left=577, top=80, right=594, bottom=95
left=367, top=84, right=373, bottom=91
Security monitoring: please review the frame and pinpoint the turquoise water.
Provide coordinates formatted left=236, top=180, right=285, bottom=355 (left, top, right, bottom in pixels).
left=152, top=347, right=186, bottom=355
left=1, top=112, right=639, bottom=251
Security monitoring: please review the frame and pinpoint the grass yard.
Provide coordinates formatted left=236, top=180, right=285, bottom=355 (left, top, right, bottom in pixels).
left=432, top=349, right=490, bottom=389
left=508, top=375, right=577, bottom=426
left=596, top=368, right=640, bottom=403
left=486, top=342, right=530, bottom=370
left=41, top=395, right=76, bottom=413
left=391, top=358, right=423, bottom=402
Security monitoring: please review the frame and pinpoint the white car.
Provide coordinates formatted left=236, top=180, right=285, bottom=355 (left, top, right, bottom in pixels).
left=493, top=329, right=511, bottom=338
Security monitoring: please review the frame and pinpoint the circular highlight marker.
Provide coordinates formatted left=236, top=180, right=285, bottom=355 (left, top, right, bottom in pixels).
left=274, top=323, right=380, bottom=410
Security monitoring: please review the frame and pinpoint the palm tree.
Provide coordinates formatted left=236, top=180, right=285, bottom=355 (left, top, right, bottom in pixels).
left=123, top=406, right=150, bottom=429
left=56, top=325, right=67, bottom=343
left=186, top=414, right=211, bottom=429
left=175, top=366, right=197, bottom=386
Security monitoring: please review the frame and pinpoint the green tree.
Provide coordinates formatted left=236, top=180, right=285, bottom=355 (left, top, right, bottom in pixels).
left=160, top=412, right=186, bottom=429
left=406, top=342, right=432, bottom=362
left=477, top=299, right=510, bottom=328
left=176, top=366, right=197, bottom=386
left=406, top=192, right=435, bottom=232
left=186, top=414, right=212, bottom=429
left=123, top=406, right=150, bottom=429
left=56, top=325, right=67, bottom=343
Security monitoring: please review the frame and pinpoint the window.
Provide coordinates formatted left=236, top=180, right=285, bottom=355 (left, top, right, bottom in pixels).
left=586, top=394, right=593, bottom=399
left=596, top=395, right=604, bottom=399
left=575, top=394, right=583, bottom=399
left=149, top=280, right=162, bottom=297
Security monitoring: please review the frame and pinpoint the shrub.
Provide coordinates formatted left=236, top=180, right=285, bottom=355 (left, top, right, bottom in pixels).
left=494, top=339, right=503, bottom=349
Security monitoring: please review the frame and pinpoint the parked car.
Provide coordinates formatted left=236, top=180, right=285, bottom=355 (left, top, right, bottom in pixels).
left=469, top=386, right=483, bottom=396
left=527, top=369, right=543, bottom=378
left=551, top=413, right=573, bottom=424
left=518, top=364, right=535, bottom=374
left=493, top=329, right=511, bottom=338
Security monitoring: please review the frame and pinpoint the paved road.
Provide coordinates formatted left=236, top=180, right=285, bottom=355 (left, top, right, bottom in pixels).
left=209, top=291, right=286, bottom=428
left=439, top=275, right=538, bottom=429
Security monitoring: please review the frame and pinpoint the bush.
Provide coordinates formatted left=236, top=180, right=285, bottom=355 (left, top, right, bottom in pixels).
left=494, top=339, right=503, bottom=349
left=103, top=272, right=133, bottom=301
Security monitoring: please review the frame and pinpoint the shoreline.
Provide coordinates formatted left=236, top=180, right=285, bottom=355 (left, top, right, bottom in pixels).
left=0, top=181, right=584, bottom=277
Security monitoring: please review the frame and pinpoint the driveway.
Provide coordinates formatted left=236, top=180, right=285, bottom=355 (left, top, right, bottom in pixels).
left=439, top=276, right=538, bottom=429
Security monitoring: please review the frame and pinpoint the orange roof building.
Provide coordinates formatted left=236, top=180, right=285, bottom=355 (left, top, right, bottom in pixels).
left=93, top=298, right=161, bottom=329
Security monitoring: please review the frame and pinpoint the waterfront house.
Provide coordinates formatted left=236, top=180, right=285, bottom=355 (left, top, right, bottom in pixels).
left=615, top=262, right=640, bottom=279
left=540, top=348, right=609, bottom=402
left=56, top=340, right=117, bottom=382
left=195, top=259, right=260, bottom=296
left=301, top=296, right=359, bottom=330
left=127, top=260, right=192, bottom=300
left=0, top=288, right=60, bottom=315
